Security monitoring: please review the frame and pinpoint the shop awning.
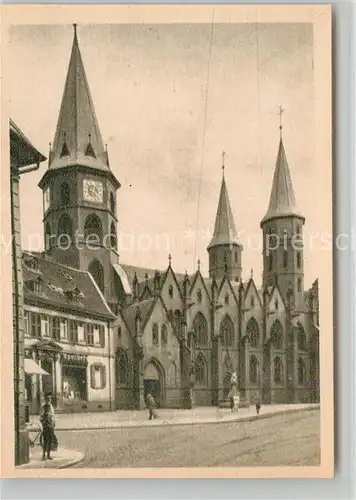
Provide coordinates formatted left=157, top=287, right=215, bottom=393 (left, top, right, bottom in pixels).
left=24, top=358, right=49, bottom=375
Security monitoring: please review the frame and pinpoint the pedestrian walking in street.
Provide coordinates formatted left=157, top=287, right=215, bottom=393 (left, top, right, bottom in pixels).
left=254, top=392, right=261, bottom=415
left=39, top=393, right=57, bottom=460
left=146, top=393, right=158, bottom=420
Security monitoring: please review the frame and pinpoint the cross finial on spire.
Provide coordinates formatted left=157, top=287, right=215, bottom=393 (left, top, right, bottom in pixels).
left=250, top=268, right=253, bottom=280
left=279, top=105, right=284, bottom=139
left=197, top=258, right=200, bottom=271
left=73, top=24, right=77, bottom=38
left=222, top=151, right=226, bottom=175
left=168, top=254, right=172, bottom=266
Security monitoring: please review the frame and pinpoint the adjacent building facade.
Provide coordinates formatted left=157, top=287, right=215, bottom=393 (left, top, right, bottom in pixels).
left=23, top=26, right=320, bottom=415
left=10, top=119, right=46, bottom=465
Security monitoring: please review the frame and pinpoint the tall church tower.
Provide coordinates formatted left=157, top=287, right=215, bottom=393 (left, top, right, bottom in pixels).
left=207, top=156, right=243, bottom=281
left=261, top=117, right=305, bottom=309
left=39, top=25, right=121, bottom=310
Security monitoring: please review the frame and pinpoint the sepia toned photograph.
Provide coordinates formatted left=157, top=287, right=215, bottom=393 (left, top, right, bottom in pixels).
left=1, top=5, right=332, bottom=478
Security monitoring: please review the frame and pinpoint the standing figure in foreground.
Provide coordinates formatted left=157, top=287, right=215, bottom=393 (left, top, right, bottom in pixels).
left=254, top=392, right=261, bottom=415
left=146, top=393, right=158, bottom=420
left=39, top=394, right=56, bottom=460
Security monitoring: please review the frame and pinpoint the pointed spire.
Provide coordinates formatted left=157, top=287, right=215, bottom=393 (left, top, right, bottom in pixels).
left=261, top=124, right=304, bottom=224
left=49, top=25, right=108, bottom=171
left=168, top=254, right=172, bottom=267
left=208, top=161, right=241, bottom=250
left=279, top=105, right=284, bottom=140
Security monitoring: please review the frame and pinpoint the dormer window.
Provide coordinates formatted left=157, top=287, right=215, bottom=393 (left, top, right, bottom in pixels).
left=63, top=271, right=73, bottom=281
left=24, top=257, right=39, bottom=272
left=85, top=142, right=96, bottom=158
left=60, top=141, right=69, bottom=158
left=26, top=278, right=43, bottom=295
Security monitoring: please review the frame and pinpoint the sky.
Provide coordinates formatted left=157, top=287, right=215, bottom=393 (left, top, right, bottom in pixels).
left=8, top=22, right=321, bottom=287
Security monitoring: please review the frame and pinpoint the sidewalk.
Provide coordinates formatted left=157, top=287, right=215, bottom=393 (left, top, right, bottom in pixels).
left=16, top=446, right=84, bottom=470
left=28, top=403, right=319, bottom=432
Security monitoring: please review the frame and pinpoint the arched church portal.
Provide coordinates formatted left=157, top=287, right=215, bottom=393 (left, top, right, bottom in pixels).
left=143, top=359, right=165, bottom=408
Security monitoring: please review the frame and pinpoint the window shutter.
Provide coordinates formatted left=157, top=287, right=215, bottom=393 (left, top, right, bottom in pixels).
left=90, top=365, right=95, bottom=389
left=100, top=326, right=105, bottom=347
left=101, top=365, right=106, bottom=389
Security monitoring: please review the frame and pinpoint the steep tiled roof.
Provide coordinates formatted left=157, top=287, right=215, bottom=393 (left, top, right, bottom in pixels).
left=208, top=174, right=241, bottom=250
left=123, top=298, right=156, bottom=335
left=22, top=251, right=114, bottom=319
left=261, top=138, right=304, bottom=224
left=48, top=26, right=109, bottom=172
left=10, top=119, right=46, bottom=169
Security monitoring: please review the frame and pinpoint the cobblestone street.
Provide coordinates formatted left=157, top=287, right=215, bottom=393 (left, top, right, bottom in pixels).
left=57, top=409, right=320, bottom=468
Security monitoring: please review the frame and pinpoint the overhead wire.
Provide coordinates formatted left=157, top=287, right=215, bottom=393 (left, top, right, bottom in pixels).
left=193, top=10, right=215, bottom=272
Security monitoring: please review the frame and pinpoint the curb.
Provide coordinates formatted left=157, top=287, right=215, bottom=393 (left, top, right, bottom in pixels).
left=16, top=450, right=85, bottom=470
left=58, top=453, right=85, bottom=469
left=42, top=404, right=319, bottom=433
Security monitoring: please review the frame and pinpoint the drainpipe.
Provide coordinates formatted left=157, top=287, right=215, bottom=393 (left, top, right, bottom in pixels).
left=108, top=320, right=112, bottom=412
left=11, top=167, right=20, bottom=466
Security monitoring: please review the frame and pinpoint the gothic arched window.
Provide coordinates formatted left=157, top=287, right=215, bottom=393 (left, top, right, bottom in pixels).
left=161, top=324, right=168, bottom=345
left=88, top=259, right=104, bottom=293
left=298, top=357, right=306, bottom=385
left=197, top=289, right=202, bottom=304
left=269, top=253, right=273, bottom=271
left=250, top=355, right=259, bottom=383
left=152, top=323, right=159, bottom=345
left=271, top=319, right=284, bottom=350
left=284, top=250, right=288, bottom=269
left=274, top=356, right=283, bottom=383
left=110, top=222, right=117, bottom=249
left=220, top=315, right=234, bottom=347
left=116, top=349, right=128, bottom=385
left=298, top=278, right=302, bottom=292
left=110, top=192, right=115, bottom=215
left=168, top=285, right=174, bottom=299
left=195, top=353, right=207, bottom=385
left=193, top=312, right=208, bottom=345
left=84, top=214, right=102, bottom=244
left=297, top=252, right=301, bottom=269
left=45, top=223, right=52, bottom=251
left=60, top=182, right=70, bottom=206
left=57, top=213, right=73, bottom=242
left=297, top=325, right=307, bottom=351
left=224, top=293, right=229, bottom=306
left=246, top=317, right=259, bottom=348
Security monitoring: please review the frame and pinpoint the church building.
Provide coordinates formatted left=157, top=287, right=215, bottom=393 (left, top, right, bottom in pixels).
left=23, top=26, right=320, bottom=414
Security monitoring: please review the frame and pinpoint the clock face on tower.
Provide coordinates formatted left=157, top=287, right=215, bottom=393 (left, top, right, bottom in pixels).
left=83, top=179, right=103, bottom=203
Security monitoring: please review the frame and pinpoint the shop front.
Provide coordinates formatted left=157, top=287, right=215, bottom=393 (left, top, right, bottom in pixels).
left=24, top=339, right=63, bottom=415
left=60, top=353, right=88, bottom=410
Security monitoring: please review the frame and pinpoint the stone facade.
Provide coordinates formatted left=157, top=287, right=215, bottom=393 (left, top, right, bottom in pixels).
left=20, top=27, right=320, bottom=415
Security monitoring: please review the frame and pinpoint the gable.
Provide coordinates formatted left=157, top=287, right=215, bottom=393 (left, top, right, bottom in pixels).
left=243, top=279, right=262, bottom=312
left=268, top=287, right=285, bottom=315
left=217, top=278, right=237, bottom=307
left=190, top=272, right=211, bottom=307
left=142, top=298, right=179, bottom=349
left=160, top=268, right=183, bottom=310
left=113, top=313, right=133, bottom=352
